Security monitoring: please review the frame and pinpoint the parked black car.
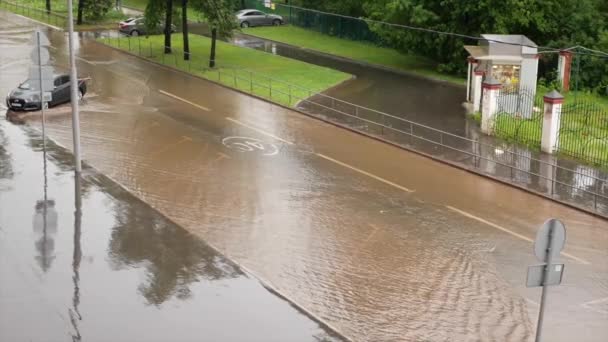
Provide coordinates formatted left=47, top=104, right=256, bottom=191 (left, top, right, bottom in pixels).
left=6, top=74, right=87, bottom=111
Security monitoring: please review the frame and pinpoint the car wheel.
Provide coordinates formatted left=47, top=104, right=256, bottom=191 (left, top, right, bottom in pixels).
left=272, top=19, right=281, bottom=26
left=130, top=30, right=140, bottom=37
left=240, top=21, right=250, bottom=28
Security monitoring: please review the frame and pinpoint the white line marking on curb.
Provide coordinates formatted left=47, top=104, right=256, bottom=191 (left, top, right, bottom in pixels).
left=226, top=117, right=294, bottom=145
left=446, top=206, right=591, bottom=265
left=13, top=14, right=62, bottom=31
left=316, top=153, right=415, bottom=193
left=158, top=90, right=210, bottom=111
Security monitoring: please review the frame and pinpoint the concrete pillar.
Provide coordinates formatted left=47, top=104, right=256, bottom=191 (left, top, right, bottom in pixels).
left=466, top=57, right=477, bottom=102
left=481, top=76, right=502, bottom=134
left=541, top=90, right=564, bottom=154
left=557, top=51, right=573, bottom=91
left=472, top=67, right=484, bottom=113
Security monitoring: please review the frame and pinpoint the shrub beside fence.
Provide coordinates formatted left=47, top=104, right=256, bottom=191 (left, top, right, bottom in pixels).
left=98, top=34, right=608, bottom=217
left=0, top=0, right=68, bottom=28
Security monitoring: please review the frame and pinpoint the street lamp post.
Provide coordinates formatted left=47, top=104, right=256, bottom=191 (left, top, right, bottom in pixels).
left=66, top=0, right=82, bottom=175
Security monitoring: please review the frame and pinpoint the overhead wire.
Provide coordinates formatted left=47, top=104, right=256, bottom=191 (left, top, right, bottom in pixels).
left=251, top=0, right=608, bottom=57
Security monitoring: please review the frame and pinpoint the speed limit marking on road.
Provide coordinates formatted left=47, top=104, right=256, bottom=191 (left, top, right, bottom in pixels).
left=222, top=136, right=279, bottom=156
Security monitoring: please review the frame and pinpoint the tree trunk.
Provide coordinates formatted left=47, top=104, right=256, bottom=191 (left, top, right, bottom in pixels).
left=209, top=27, right=217, bottom=68
left=45, top=0, right=51, bottom=14
left=164, top=0, right=173, bottom=54
left=77, top=0, right=84, bottom=25
left=182, top=0, right=189, bottom=60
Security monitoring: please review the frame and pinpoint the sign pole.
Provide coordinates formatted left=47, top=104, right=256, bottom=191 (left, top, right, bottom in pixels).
left=36, top=31, right=46, bottom=153
left=535, top=221, right=555, bottom=342
left=66, top=0, right=82, bottom=175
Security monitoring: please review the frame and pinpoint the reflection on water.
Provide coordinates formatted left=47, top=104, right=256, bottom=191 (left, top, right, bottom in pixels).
left=0, top=126, right=12, bottom=180
left=107, top=189, right=240, bottom=305
left=33, top=199, right=58, bottom=272
left=70, top=175, right=83, bottom=342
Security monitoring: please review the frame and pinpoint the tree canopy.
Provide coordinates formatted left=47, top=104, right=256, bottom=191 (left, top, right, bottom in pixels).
left=292, top=0, right=608, bottom=93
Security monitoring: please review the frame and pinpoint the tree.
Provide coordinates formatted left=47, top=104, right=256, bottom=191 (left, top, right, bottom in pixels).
left=164, top=0, right=174, bottom=53
left=182, top=0, right=190, bottom=60
left=77, top=0, right=85, bottom=25
left=191, top=0, right=237, bottom=67
left=81, top=0, right=114, bottom=22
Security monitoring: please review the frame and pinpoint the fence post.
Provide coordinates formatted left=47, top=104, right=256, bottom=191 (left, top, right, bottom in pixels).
left=541, top=90, right=564, bottom=154
left=557, top=51, right=573, bottom=92
left=481, top=76, right=502, bottom=135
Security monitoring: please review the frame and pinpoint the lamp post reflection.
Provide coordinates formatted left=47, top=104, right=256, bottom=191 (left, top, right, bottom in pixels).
left=33, top=138, right=57, bottom=272
left=69, top=175, right=83, bottom=342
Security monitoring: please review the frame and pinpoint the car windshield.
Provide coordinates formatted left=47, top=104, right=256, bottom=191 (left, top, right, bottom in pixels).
left=235, top=10, right=248, bottom=15
left=124, top=17, right=137, bottom=23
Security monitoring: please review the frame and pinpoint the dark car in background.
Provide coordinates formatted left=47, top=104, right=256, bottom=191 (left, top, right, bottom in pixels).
left=119, top=17, right=177, bottom=36
left=236, top=9, right=283, bottom=28
left=6, top=75, right=87, bottom=111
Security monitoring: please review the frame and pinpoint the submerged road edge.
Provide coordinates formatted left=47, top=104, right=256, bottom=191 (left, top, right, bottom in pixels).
left=94, top=40, right=608, bottom=221
left=27, top=126, right=354, bottom=342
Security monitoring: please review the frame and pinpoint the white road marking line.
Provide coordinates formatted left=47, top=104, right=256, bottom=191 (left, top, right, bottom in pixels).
left=446, top=206, right=591, bottom=265
left=316, top=153, right=415, bottom=193
left=223, top=117, right=414, bottom=194
left=525, top=298, right=540, bottom=307
left=581, top=296, right=608, bottom=306
left=0, top=60, right=24, bottom=70
left=13, top=14, right=62, bottom=31
left=226, top=117, right=294, bottom=145
left=158, top=90, right=210, bottom=111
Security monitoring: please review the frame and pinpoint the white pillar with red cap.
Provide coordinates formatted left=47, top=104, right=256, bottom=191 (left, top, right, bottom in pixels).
left=481, top=76, right=502, bottom=134
left=541, top=90, right=564, bottom=154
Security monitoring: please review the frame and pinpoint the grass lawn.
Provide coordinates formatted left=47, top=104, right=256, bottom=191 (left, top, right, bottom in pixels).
left=99, top=33, right=352, bottom=107
left=494, top=109, right=608, bottom=166
left=1, top=0, right=126, bottom=29
left=122, top=0, right=148, bottom=11
left=242, top=25, right=466, bottom=86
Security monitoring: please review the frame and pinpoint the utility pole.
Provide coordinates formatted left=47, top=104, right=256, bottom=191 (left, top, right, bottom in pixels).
left=66, top=0, right=83, bottom=175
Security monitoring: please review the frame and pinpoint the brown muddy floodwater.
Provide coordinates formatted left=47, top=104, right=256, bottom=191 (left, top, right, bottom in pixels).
left=1, top=11, right=607, bottom=342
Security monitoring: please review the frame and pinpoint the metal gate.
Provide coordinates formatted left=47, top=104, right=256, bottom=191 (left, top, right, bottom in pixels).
left=557, top=101, right=608, bottom=166
left=493, top=86, right=544, bottom=147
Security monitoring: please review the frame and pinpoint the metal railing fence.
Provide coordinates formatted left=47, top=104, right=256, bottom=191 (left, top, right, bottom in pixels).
left=98, top=33, right=608, bottom=217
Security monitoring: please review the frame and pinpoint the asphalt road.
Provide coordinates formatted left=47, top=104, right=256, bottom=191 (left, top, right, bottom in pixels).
left=1, top=11, right=607, bottom=342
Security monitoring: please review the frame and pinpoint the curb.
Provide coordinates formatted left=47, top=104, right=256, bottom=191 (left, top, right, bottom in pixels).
left=97, top=39, right=608, bottom=220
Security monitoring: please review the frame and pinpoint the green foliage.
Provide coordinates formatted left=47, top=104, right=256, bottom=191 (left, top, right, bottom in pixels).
left=99, top=34, right=351, bottom=107
left=83, top=0, right=113, bottom=21
left=190, top=0, right=238, bottom=37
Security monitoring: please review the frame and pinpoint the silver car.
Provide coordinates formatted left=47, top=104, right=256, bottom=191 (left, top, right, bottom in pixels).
left=236, top=9, right=283, bottom=28
left=119, top=17, right=176, bottom=36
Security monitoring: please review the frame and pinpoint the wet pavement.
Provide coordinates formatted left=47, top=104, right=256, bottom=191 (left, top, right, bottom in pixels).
left=0, top=120, right=342, bottom=342
left=2, top=11, right=608, bottom=342
left=229, top=34, right=468, bottom=135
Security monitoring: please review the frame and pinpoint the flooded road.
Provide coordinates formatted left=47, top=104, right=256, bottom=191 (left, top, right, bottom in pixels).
left=230, top=34, right=467, bottom=135
left=0, top=120, right=342, bottom=341
left=2, top=12, right=608, bottom=342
